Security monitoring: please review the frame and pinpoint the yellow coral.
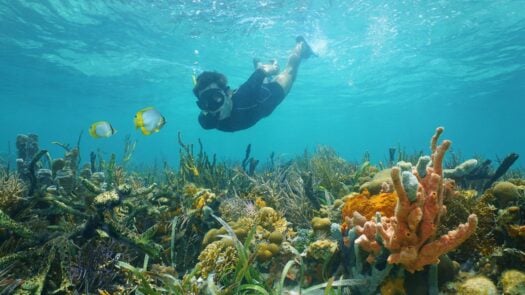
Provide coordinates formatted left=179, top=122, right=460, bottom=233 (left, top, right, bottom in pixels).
left=500, top=269, right=525, bottom=295
left=342, top=191, right=397, bottom=221
left=202, top=206, right=290, bottom=269
left=460, top=190, right=478, bottom=200
left=380, top=277, right=406, bottom=295
left=457, top=276, right=497, bottom=295
left=197, top=238, right=237, bottom=279
left=256, top=207, right=288, bottom=233
left=255, top=197, right=266, bottom=208
left=306, top=239, right=338, bottom=261
left=190, top=187, right=217, bottom=210
left=0, top=171, right=25, bottom=213
left=184, top=163, right=199, bottom=177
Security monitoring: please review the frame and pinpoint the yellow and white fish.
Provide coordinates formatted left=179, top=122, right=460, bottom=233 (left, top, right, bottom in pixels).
left=133, top=107, right=166, bottom=136
left=88, top=121, right=117, bottom=139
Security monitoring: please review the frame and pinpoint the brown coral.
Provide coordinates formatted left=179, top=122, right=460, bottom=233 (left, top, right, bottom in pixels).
left=440, top=189, right=497, bottom=258
left=493, top=181, right=521, bottom=207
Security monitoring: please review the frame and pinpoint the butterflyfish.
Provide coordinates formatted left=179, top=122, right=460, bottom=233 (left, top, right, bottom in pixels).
left=134, top=107, right=166, bottom=136
left=88, top=121, right=117, bottom=139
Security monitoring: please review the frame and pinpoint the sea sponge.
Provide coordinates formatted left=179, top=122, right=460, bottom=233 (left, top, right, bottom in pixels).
left=493, top=181, right=520, bottom=207
left=342, top=191, right=397, bottom=221
left=256, top=247, right=273, bottom=262
left=500, top=269, right=525, bottom=295
left=457, top=276, right=497, bottom=295
left=256, top=242, right=281, bottom=262
left=311, top=217, right=331, bottom=232
left=268, top=231, right=284, bottom=244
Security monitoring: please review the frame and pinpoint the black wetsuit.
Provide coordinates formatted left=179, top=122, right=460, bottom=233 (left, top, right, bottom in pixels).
left=198, top=69, right=286, bottom=132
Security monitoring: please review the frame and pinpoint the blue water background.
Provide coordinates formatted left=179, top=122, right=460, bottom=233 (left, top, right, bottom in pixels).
left=1, top=1, right=524, bottom=169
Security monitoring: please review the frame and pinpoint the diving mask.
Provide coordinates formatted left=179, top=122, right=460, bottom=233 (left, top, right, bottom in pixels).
left=196, top=84, right=227, bottom=112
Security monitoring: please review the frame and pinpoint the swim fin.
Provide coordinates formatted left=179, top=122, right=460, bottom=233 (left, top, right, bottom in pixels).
left=296, top=36, right=317, bottom=59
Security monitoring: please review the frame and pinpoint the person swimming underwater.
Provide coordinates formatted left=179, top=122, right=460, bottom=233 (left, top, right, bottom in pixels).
left=192, top=36, right=315, bottom=132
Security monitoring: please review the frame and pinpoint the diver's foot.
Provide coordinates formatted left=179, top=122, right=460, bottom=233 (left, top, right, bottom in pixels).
left=296, top=36, right=316, bottom=59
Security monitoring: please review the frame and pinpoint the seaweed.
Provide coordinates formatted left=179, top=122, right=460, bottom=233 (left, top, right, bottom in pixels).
left=122, top=134, right=137, bottom=166
left=177, top=132, right=232, bottom=191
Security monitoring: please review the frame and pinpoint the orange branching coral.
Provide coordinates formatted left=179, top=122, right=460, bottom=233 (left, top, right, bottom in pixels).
left=341, top=191, right=398, bottom=221
left=377, top=127, right=478, bottom=273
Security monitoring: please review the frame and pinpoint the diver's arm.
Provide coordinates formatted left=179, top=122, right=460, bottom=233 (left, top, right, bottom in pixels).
left=198, top=112, right=217, bottom=129
left=237, top=68, right=267, bottom=94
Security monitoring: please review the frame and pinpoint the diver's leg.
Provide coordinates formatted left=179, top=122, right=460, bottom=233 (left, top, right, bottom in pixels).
left=274, top=37, right=313, bottom=95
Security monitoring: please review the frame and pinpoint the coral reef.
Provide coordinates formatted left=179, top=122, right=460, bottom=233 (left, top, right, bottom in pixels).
left=0, top=128, right=521, bottom=294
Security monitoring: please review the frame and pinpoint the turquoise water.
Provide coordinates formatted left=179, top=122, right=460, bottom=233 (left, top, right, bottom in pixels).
left=1, top=1, right=524, bottom=168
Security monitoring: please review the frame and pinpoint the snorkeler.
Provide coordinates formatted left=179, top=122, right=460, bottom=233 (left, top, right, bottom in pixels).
left=193, top=36, right=315, bottom=132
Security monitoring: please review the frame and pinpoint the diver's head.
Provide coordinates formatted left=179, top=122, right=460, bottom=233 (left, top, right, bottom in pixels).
left=193, top=71, right=230, bottom=112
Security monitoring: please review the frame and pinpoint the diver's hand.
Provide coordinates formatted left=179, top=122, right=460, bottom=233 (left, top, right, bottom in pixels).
left=254, top=58, right=280, bottom=76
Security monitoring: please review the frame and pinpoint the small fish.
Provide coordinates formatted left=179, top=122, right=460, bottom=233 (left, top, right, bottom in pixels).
left=134, top=107, right=166, bottom=135
left=88, top=121, right=117, bottom=138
